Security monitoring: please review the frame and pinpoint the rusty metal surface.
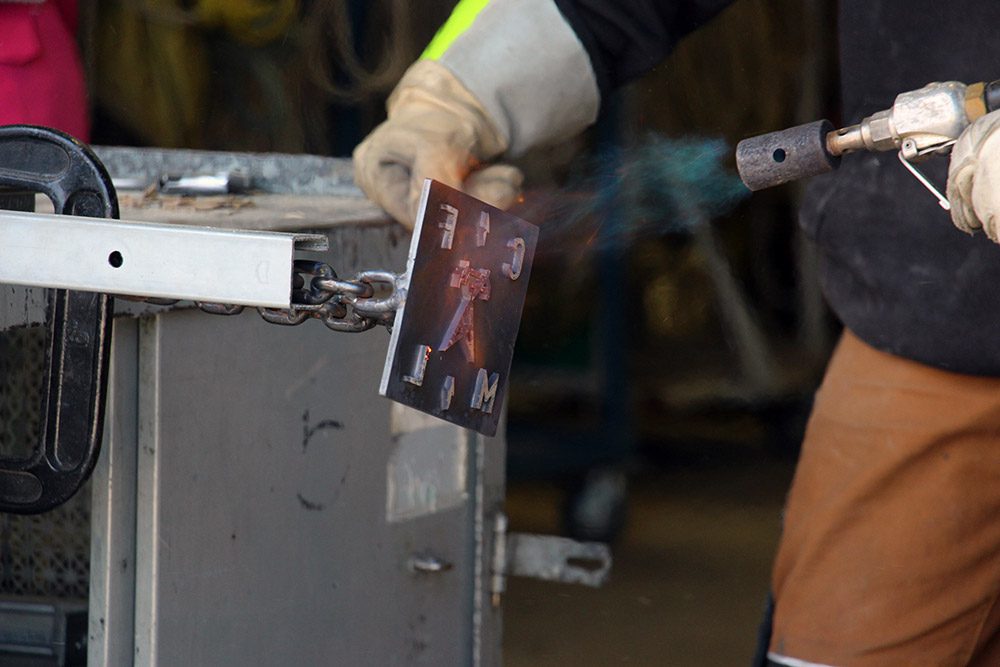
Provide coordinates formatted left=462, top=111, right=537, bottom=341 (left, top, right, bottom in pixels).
left=381, top=180, right=538, bottom=436
left=93, top=147, right=389, bottom=231
left=94, top=147, right=359, bottom=197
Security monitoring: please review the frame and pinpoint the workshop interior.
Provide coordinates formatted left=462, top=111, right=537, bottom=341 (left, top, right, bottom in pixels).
left=2, top=0, right=980, bottom=665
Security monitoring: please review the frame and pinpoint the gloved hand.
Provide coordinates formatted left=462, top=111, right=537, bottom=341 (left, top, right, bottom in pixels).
left=354, top=0, right=600, bottom=228
left=353, top=60, right=524, bottom=228
left=948, top=109, right=1000, bottom=242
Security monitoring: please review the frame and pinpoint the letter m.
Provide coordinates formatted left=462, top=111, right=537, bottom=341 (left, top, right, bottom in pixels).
left=470, top=369, right=500, bottom=414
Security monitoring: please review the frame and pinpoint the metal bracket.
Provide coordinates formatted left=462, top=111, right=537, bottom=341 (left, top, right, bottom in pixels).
left=489, top=513, right=613, bottom=607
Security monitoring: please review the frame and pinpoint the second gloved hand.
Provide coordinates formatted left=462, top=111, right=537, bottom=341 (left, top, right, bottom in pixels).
left=948, top=109, right=1000, bottom=242
left=353, top=60, right=523, bottom=228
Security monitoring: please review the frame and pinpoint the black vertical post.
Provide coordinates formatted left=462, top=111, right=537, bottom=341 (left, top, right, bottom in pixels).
left=594, top=97, right=635, bottom=470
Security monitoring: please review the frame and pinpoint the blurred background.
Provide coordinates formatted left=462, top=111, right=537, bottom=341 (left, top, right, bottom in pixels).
left=76, top=1, right=840, bottom=663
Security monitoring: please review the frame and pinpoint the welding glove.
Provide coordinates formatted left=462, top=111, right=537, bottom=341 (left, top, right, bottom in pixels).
left=948, top=109, right=1000, bottom=242
left=353, top=61, right=521, bottom=227
left=353, top=0, right=600, bottom=228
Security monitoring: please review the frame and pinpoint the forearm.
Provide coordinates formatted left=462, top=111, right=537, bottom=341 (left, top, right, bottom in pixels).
left=553, top=0, right=736, bottom=95
left=424, top=0, right=737, bottom=154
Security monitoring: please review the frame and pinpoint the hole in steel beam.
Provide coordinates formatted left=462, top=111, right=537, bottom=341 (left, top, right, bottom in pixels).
left=772, top=148, right=787, bottom=163
left=108, top=251, right=123, bottom=268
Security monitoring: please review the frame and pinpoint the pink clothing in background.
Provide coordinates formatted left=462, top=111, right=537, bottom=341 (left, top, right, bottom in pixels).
left=0, top=0, right=88, bottom=140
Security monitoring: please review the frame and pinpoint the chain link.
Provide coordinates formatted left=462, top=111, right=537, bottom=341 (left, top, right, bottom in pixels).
left=121, top=261, right=405, bottom=333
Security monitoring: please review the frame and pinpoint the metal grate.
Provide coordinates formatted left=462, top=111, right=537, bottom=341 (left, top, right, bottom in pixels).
left=0, top=321, right=91, bottom=600
left=0, top=325, right=46, bottom=460
left=0, top=481, right=91, bottom=600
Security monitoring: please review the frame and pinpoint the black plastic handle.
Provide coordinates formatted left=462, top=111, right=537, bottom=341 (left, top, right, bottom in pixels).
left=0, top=125, right=117, bottom=514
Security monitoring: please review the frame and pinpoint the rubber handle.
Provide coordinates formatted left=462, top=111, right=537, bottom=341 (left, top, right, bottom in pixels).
left=0, top=125, right=117, bottom=514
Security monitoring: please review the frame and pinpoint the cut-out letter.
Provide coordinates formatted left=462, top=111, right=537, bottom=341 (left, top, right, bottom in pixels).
left=502, top=237, right=525, bottom=280
left=440, top=261, right=492, bottom=364
left=470, top=369, right=500, bottom=414
left=476, top=211, right=490, bottom=247
left=439, top=204, right=458, bottom=250
left=402, top=344, right=432, bottom=386
left=441, top=376, right=456, bottom=410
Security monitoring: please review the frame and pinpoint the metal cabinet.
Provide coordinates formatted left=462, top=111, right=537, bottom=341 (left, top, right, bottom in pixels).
left=91, top=308, right=504, bottom=666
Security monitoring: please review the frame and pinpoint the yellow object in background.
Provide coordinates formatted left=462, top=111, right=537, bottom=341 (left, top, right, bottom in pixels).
left=93, top=0, right=297, bottom=148
left=96, top=2, right=208, bottom=147
left=196, top=0, right=297, bottom=47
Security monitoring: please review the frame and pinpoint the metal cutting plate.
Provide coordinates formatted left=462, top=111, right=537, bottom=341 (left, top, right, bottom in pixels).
left=380, top=180, right=538, bottom=436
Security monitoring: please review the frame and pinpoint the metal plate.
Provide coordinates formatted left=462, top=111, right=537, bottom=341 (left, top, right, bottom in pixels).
left=380, top=180, right=538, bottom=436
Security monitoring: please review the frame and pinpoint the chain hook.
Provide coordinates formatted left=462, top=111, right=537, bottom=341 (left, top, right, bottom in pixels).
left=350, top=270, right=406, bottom=320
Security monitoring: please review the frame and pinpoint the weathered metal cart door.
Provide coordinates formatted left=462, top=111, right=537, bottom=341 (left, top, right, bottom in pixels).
left=92, top=312, right=503, bottom=666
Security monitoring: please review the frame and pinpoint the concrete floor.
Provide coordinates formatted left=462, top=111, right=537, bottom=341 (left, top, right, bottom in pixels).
left=503, top=457, right=796, bottom=666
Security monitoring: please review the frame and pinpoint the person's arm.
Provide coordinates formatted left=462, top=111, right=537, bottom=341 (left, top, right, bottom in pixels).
left=354, top=0, right=735, bottom=226
left=553, top=0, right=734, bottom=96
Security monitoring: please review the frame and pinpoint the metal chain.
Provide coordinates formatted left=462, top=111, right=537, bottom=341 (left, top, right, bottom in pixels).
left=122, top=260, right=405, bottom=333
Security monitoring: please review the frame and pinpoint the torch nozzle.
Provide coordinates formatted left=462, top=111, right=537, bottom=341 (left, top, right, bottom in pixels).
left=826, top=124, right=866, bottom=156
left=735, top=120, right=840, bottom=191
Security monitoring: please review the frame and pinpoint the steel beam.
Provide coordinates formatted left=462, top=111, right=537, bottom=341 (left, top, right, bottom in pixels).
left=0, top=210, right=326, bottom=307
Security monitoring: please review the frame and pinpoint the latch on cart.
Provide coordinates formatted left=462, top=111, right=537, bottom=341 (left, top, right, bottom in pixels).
left=489, top=513, right=613, bottom=606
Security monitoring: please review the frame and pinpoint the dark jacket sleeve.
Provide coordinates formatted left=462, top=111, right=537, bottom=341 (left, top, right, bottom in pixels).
left=553, top=0, right=736, bottom=94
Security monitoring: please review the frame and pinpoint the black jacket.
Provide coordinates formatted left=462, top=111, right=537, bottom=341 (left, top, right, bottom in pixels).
left=555, top=0, right=1000, bottom=375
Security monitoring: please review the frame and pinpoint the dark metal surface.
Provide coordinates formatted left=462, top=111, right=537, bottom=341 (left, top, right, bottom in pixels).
left=381, top=180, right=538, bottom=436
left=736, top=119, right=839, bottom=191
left=124, top=308, right=483, bottom=665
left=987, top=78, right=1000, bottom=114
left=0, top=597, right=87, bottom=666
left=0, top=125, right=116, bottom=514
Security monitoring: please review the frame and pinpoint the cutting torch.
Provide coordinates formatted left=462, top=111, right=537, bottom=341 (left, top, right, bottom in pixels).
left=735, top=79, right=1000, bottom=209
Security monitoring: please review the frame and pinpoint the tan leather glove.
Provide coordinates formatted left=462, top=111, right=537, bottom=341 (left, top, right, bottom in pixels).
left=948, top=109, right=1000, bottom=242
left=353, top=60, right=523, bottom=228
